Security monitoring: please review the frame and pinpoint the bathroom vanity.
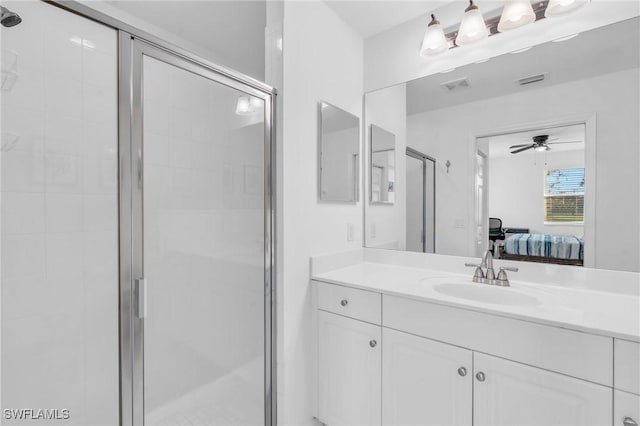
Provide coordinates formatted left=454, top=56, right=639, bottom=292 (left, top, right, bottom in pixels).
left=311, top=258, right=640, bottom=426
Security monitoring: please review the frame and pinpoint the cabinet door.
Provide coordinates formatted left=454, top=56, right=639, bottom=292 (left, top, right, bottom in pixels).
left=614, top=390, right=640, bottom=426
left=474, top=353, right=612, bottom=426
left=318, top=310, right=381, bottom=426
left=382, top=328, right=472, bottom=425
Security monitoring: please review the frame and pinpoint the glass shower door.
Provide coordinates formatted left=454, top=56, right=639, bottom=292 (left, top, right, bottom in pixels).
left=127, top=39, right=273, bottom=426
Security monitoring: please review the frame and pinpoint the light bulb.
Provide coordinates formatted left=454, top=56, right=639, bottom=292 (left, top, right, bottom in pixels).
left=497, top=0, right=536, bottom=32
left=235, top=96, right=254, bottom=115
left=420, top=14, right=449, bottom=56
left=545, top=0, right=588, bottom=17
left=456, top=1, right=489, bottom=46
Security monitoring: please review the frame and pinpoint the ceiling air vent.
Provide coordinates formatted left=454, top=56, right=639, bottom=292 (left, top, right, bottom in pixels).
left=517, top=72, right=548, bottom=86
left=441, top=77, right=471, bottom=92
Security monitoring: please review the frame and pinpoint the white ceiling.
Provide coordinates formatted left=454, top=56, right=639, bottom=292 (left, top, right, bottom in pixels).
left=324, top=0, right=451, bottom=38
left=406, top=17, right=640, bottom=115
left=106, top=1, right=266, bottom=80
left=482, top=124, right=585, bottom=158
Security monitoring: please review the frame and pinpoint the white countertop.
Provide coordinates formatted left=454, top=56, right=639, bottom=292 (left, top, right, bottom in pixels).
left=312, top=261, right=640, bottom=342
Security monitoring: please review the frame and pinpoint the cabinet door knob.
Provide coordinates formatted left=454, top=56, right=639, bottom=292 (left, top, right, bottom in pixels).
left=624, top=417, right=638, bottom=426
left=369, top=339, right=377, bottom=348
left=457, top=367, right=467, bottom=377
left=476, top=372, right=486, bottom=382
left=340, top=299, right=348, bottom=307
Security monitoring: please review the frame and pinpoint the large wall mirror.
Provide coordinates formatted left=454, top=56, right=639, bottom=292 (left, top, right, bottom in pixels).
left=370, top=125, right=396, bottom=204
left=364, top=17, right=640, bottom=272
left=319, top=101, right=360, bottom=202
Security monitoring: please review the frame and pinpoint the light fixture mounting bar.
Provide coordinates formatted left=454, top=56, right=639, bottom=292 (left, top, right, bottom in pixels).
left=444, top=0, right=549, bottom=49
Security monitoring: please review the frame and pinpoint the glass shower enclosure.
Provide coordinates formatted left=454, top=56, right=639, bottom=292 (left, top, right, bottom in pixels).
left=1, top=2, right=275, bottom=425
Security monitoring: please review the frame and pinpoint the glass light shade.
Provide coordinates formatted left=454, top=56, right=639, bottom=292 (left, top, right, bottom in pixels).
left=235, top=96, right=254, bottom=115
left=497, top=0, right=536, bottom=32
left=420, top=18, right=449, bottom=56
left=545, top=0, right=588, bottom=17
left=535, top=145, right=550, bottom=152
left=456, top=8, right=489, bottom=45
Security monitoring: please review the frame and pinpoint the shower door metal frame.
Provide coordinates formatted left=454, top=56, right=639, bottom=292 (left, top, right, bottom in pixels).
left=406, top=147, right=436, bottom=253
left=121, top=36, right=276, bottom=426
left=40, top=3, right=276, bottom=425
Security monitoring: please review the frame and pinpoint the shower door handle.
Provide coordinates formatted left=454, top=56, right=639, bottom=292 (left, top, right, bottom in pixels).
left=135, top=278, right=147, bottom=319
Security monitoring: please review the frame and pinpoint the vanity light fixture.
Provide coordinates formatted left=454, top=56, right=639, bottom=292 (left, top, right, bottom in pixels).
left=545, top=0, right=588, bottom=17
left=497, top=0, right=536, bottom=32
left=236, top=96, right=252, bottom=115
left=421, top=1, right=590, bottom=58
left=456, top=0, right=489, bottom=46
left=235, top=96, right=262, bottom=115
left=420, top=14, right=449, bottom=56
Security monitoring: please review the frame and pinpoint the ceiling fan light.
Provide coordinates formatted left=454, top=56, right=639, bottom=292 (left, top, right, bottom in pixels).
left=535, top=145, right=550, bottom=152
left=456, top=1, right=489, bottom=46
left=545, top=0, right=588, bottom=17
left=497, top=0, right=536, bottom=32
left=421, top=14, right=449, bottom=56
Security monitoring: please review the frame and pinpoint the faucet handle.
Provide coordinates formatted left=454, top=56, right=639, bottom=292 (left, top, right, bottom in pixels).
left=465, top=263, right=485, bottom=281
left=496, top=266, right=518, bottom=286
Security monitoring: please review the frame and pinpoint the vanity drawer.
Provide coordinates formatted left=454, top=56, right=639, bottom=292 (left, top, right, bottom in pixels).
left=615, top=339, right=640, bottom=395
left=614, top=390, right=640, bottom=426
left=383, top=295, right=613, bottom=386
left=316, top=281, right=381, bottom=325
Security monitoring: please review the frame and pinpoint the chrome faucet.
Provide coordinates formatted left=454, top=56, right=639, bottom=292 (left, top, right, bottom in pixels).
left=465, top=250, right=518, bottom=287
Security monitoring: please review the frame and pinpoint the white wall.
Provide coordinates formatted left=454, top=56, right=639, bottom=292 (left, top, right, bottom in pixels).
left=280, top=1, right=363, bottom=424
left=407, top=68, right=640, bottom=272
left=364, top=1, right=640, bottom=92
left=488, top=148, right=585, bottom=237
left=364, top=84, right=406, bottom=250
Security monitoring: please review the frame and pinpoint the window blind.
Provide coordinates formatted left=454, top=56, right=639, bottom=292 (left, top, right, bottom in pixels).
left=544, top=168, right=585, bottom=222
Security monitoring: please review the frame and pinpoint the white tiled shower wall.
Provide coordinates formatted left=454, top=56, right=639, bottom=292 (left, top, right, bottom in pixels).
left=1, top=2, right=119, bottom=424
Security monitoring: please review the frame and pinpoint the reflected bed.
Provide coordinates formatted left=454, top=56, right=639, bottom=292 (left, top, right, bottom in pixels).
left=499, top=233, right=584, bottom=266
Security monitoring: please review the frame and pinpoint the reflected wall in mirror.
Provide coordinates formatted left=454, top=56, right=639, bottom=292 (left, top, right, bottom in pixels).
left=370, top=125, right=396, bottom=204
left=318, top=101, right=360, bottom=202
left=363, top=17, right=640, bottom=272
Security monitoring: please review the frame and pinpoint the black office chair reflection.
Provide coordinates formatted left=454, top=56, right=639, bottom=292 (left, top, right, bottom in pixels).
left=489, top=217, right=505, bottom=254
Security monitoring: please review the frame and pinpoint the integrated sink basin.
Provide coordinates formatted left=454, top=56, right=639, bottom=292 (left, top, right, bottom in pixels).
left=420, top=278, right=540, bottom=306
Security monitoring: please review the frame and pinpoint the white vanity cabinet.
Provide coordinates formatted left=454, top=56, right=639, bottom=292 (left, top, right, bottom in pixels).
left=315, top=281, right=383, bottom=426
left=473, top=353, right=612, bottom=426
left=312, top=280, right=635, bottom=426
left=614, top=390, right=640, bottom=426
left=382, top=328, right=472, bottom=425
left=614, top=339, right=640, bottom=426
left=317, top=311, right=381, bottom=425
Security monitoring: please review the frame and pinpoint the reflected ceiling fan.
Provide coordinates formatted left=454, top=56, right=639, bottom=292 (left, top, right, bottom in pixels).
left=509, top=134, right=582, bottom=154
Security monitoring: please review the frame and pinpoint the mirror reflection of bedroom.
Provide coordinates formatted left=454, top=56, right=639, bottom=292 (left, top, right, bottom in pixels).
left=477, top=124, right=586, bottom=267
